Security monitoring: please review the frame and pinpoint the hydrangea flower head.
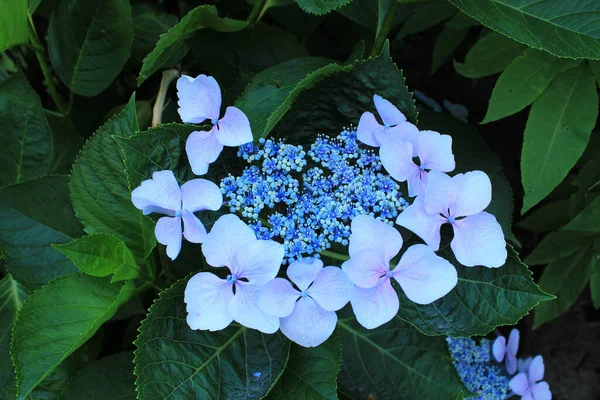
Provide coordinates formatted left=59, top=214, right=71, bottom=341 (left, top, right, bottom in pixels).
left=259, top=258, right=353, bottom=347
left=509, top=355, right=552, bottom=400
left=396, top=170, right=507, bottom=268
left=177, top=74, right=253, bottom=175
left=184, top=214, right=284, bottom=333
left=341, top=215, right=457, bottom=329
left=357, top=94, right=418, bottom=148
left=131, top=170, right=222, bottom=260
left=493, top=328, right=520, bottom=374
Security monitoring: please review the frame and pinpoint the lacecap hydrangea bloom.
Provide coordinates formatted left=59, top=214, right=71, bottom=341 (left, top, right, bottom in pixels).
left=493, top=328, right=520, bottom=375
left=509, top=355, right=551, bottom=400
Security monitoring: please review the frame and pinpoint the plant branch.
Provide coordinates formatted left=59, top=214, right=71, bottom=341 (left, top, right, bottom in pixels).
left=319, top=249, right=350, bottom=261
left=152, top=69, right=179, bottom=127
left=246, top=0, right=268, bottom=26
left=370, top=1, right=400, bottom=58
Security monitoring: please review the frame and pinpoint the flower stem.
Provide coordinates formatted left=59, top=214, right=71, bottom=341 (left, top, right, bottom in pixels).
left=152, top=69, right=179, bottom=127
left=246, top=0, right=268, bottom=26
left=319, top=249, right=350, bottom=261
left=370, top=1, right=400, bottom=58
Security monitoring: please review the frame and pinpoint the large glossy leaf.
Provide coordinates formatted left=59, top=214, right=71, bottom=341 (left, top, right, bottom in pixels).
left=524, top=231, right=598, bottom=266
left=563, top=196, right=600, bottom=233
left=0, top=72, right=53, bottom=187
left=395, top=0, right=457, bottom=39
left=47, top=0, right=133, bottom=96
left=448, top=0, right=600, bottom=59
left=11, top=274, right=134, bottom=400
left=396, top=247, right=552, bottom=336
left=0, top=176, right=84, bottom=289
left=137, top=5, right=247, bottom=85
left=454, top=32, right=526, bottom=78
left=522, top=63, right=598, bottom=213
left=431, top=13, right=476, bottom=74
left=134, top=278, right=290, bottom=399
left=70, top=95, right=156, bottom=261
left=47, top=115, right=82, bottom=175
left=131, top=4, right=181, bottom=63
left=337, top=316, right=467, bottom=399
left=0, top=0, right=28, bottom=52
left=296, top=0, right=352, bottom=15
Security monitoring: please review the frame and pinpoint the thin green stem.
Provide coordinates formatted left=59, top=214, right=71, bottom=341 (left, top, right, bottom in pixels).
left=319, top=249, right=350, bottom=261
left=246, top=0, right=268, bottom=26
left=370, top=1, right=400, bottom=58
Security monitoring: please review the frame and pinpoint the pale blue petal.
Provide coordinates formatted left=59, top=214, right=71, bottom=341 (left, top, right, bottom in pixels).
left=509, top=373, right=530, bottom=396
left=528, top=355, right=545, bottom=383
left=181, top=210, right=207, bottom=243
left=508, top=328, right=520, bottom=356
left=131, top=170, right=180, bottom=216
left=155, top=216, right=182, bottom=260
left=531, top=382, right=551, bottom=400
left=356, top=111, right=383, bottom=147
left=259, top=278, right=300, bottom=318
left=229, top=282, right=280, bottom=334
left=375, top=122, right=419, bottom=153
left=349, top=215, right=402, bottom=261
left=202, top=214, right=256, bottom=270
left=216, top=106, right=253, bottom=147
left=185, top=127, right=223, bottom=176
left=373, top=94, right=406, bottom=126
left=379, top=139, right=416, bottom=183
left=423, top=170, right=458, bottom=217
left=506, top=353, right=518, bottom=375
left=342, top=249, right=387, bottom=289
left=350, top=278, right=398, bottom=329
left=176, top=74, right=221, bottom=123
left=396, top=196, right=445, bottom=250
left=307, top=266, right=353, bottom=311
left=451, top=211, right=507, bottom=268
left=185, top=272, right=234, bottom=331
left=492, top=336, right=506, bottom=362
left=235, top=239, right=284, bottom=285
left=451, top=171, right=492, bottom=217
left=287, top=258, right=323, bottom=291
left=280, top=297, right=337, bottom=347
left=181, top=178, right=223, bottom=212
left=416, top=130, right=455, bottom=173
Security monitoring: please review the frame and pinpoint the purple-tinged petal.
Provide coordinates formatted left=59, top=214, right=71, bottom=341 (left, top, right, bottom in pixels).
left=373, top=94, right=406, bottom=126
left=356, top=111, right=383, bottom=147
left=528, top=355, right=545, bottom=383
left=506, top=353, right=518, bottom=375
left=287, top=258, right=323, bottom=291
left=531, top=382, right=552, bottom=400
left=493, top=336, right=506, bottom=362
left=522, top=391, right=534, bottom=400
left=451, top=211, right=507, bottom=268
left=131, top=170, right=181, bottom=216
left=348, top=215, right=402, bottom=261
left=350, top=278, right=399, bottom=329
left=508, top=328, right=520, bottom=356
left=181, top=210, right=207, bottom=243
left=406, top=169, right=428, bottom=198
left=423, top=170, right=458, bottom=217
left=379, top=139, right=416, bottom=183
left=396, top=196, right=445, bottom=250
left=185, top=127, right=223, bottom=176
left=229, top=282, right=280, bottom=334
left=155, top=216, right=182, bottom=260
left=181, top=179, right=223, bottom=212
left=185, top=272, right=234, bottom=331
left=235, top=239, right=284, bottom=285
left=392, top=244, right=457, bottom=305
left=280, top=297, right=337, bottom=348
left=518, top=357, right=533, bottom=373
left=417, top=130, right=455, bottom=173
left=509, top=373, right=530, bottom=396
left=375, top=122, right=419, bottom=154
left=216, top=106, right=253, bottom=147
left=342, top=249, right=387, bottom=289
left=452, top=171, right=492, bottom=217
left=259, top=278, right=300, bottom=318
left=176, top=74, right=221, bottom=123
left=202, top=214, right=256, bottom=269
left=307, top=266, right=353, bottom=311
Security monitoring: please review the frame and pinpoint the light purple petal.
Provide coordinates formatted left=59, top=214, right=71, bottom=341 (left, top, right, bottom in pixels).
left=406, top=169, right=428, bottom=198
left=531, top=382, right=552, bottom=400
left=379, top=139, right=416, bottom=183
left=506, top=353, right=518, bottom=375
left=417, top=130, right=455, bottom=173
left=356, top=111, right=383, bottom=147
left=307, top=266, right=353, bottom=311
left=176, top=74, right=221, bottom=123
left=423, top=170, right=458, bottom=216
left=259, top=278, right=300, bottom=318
left=452, top=171, right=492, bottom=217
left=280, top=297, right=337, bottom=348
left=216, top=106, right=253, bottom=147
left=493, top=336, right=506, bottom=362
left=131, top=170, right=180, bottom=215
left=528, top=355, right=545, bottom=383
left=522, top=391, right=534, bottom=400
left=451, top=211, right=507, bottom=268
left=508, top=328, right=520, bottom=356
left=350, top=278, right=399, bottom=329
left=287, top=258, right=323, bottom=291
left=181, top=210, right=207, bottom=243
left=392, top=244, right=457, bottom=305
left=229, top=282, right=280, bottom=334
left=155, top=216, right=182, bottom=260
left=342, top=249, right=387, bottom=289
left=349, top=215, right=402, bottom=261
left=235, top=239, right=284, bottom=285
left=375, top=122, right=419, bottom=152
left=181, top=179, right=223, bottom=212
left=509, top=373, right=530, bottom=396
left=396, top=196, right=445, bottom=250
left=185, top=128, right=223, bottom=176
left=373, top=94, right=406, bottom=126
left=518, top=357, right=533, bottom=373
left=202, top=214, right=256, bottom=269
left=184, top=272, right=234, bottom=331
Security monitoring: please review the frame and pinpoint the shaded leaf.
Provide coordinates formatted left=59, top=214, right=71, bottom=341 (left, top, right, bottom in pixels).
left=395, top=0, right=456, bottom=39
left=524, top=231, right=598, bottom=265
left=454, top=32, right=526, bottom=78
left=131, top=4, right=181, bottom=63
left=431, top=13, right=474, bottom=74
left=297, top=0, right=352, bottom=15
left=517, top=198, right=572, bottom=233
left=563, top=196, right=600, bottom=233
left=0, top=0, right=28, bottom=52
left=47, top=116, right=82, bottom=175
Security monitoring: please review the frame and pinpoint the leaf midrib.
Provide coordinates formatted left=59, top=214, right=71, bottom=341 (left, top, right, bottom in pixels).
left=68, top=4, right=102, bottom=91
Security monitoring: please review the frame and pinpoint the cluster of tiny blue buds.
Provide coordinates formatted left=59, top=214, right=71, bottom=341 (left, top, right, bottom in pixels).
left=447, top=337, right=509, bottom=400
left=221, top=128, right=409, bottom=263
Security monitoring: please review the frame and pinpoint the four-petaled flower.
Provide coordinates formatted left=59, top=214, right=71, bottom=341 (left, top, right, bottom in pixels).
left=341, top=215, right=458, bottom=329
left=185, top=214, right=284, bottom=333
left=493, top=328, right=520, bottom=375
left=177, top=74, right=253, bottom=175
left=396, top=170, right=507, bottom=268
left=509, top=355, right=552, bottom=400
left=259, top=258, right=353, bottom=347
left=131, top=170, right=222, bottom=260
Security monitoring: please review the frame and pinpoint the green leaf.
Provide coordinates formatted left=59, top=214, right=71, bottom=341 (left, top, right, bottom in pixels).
left=47, top=0, right=133, bottom=96
left=53, top=233, right=140, bottom=283
left=61, top=352, right=135, bottom=400
left=11, top=274, right=134, bottom=399
left=482, top=49, right=581, bottom=124
left=70, top=94, right=156, bottom=261
left=522, top=63, right=598, bottom=213
left=47, top=115, right=82, bottom=175
left=590, top=60, right=600, bottom=86
left=0, top=175, right=84, bottom=289
left=517, top=198, right=572, bottom=233
left=431, top=13, right=474, bottom=74
left=137, top=5, right=247, bottom=85
left=454, top=32, right=526, bottom=78
left=591, top=270, right=600, bottom=309
left=267, top=334, right=341, bottom=399
left=563, top=196, right=600, bottom=233
left=395, top=0, right=457, bottom=39
left=524, top=231, right=598, bottom=265
left=396, top=246, right=552, bottom=336
left=0, top=0, right=28, bottom=52
left=296, top=0, right=352, bottom=15
left=447, top=0, right=600, bottom=60
left=534, top=246, right=595, bottom=328
left=134, top=278, right=290, bottom=399
left=337, top=316, right=467, bottom=399
left=131, top=4, right=181, bottom=64
left=0, top=72, right=53, bottom=187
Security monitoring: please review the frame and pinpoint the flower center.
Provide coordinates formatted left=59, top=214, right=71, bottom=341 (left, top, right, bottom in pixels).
left=300, top=290, right=308, bottom=298
left=211, top=118, right=219, bottom=125
left=226, top=274, right=238, bottom=284
left=385, top=270, right=394, bottom=278
left=418, top=164, right=426, bottom=171
left=174, top=210, right=182, bottom=217
left=384, top=123, right=391, bottom=129
left=447, top=215, right=455, bottom=224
